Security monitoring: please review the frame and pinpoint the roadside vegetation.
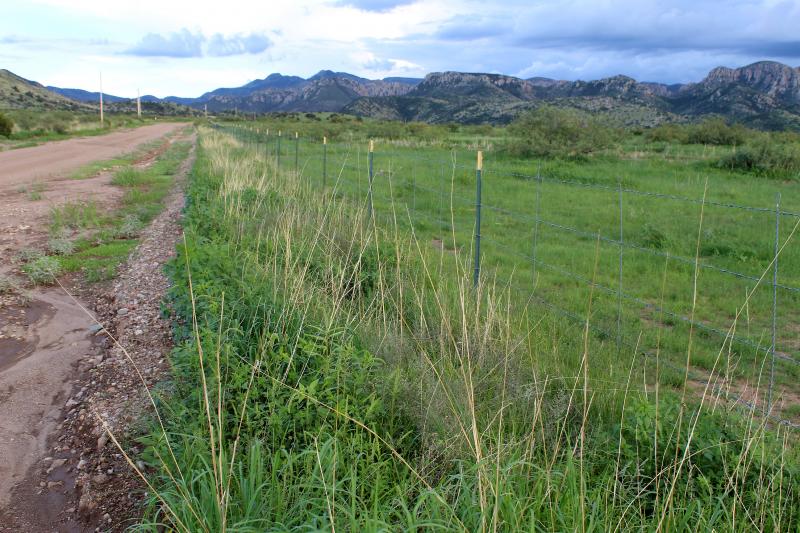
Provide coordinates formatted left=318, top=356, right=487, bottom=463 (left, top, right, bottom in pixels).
left=135, top=126, right=799, bottom=531
left=0, top=109, right=190, bottom=150
left=17, top=140, right=190, bottom=285
left=0, top=110, right=12, bottom=137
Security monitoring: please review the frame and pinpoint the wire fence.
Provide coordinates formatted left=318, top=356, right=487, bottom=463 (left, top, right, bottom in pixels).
left=218, top=124, right=800, bottom=429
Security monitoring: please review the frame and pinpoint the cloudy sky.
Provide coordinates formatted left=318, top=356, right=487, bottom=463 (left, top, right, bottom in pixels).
left=2, top=0, right=799, bottom=98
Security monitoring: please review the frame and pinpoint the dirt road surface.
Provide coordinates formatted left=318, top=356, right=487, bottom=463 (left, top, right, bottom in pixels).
left=0, top=124, right=189, bottom=528
left=0, top=123, right=185, bottom=192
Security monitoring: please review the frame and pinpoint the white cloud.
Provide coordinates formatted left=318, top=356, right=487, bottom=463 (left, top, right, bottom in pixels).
left=5, top=0, right=800, bottom=96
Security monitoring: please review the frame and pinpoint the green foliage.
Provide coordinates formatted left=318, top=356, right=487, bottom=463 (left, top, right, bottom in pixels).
left=614, top=396, right=799, bottom=513
left=49, top=200, right=102, bottom=232
left=506, top=105, right=620, bottom=159
left=639, top=223, right=669, bottom=249
left=22, top=256, right=62, bottom=284
left=716, top=135, right=800, bottom=178
left=138, top=128, right=800, bottom=532
left=644, top=118, right=751, bottom=146
left=47, top=233, right=76, bottom=255
left=644, top=123, right=690, bottom=144
left=687, top=118, right=748, bottom=146
left=46, top=140, right=189, bottom=285
left=116, top=214, right=144, bottom=238
left=0, top=111, right=13, bottom=137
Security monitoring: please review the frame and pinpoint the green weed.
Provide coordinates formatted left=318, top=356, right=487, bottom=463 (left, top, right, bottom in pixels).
left=22, top=256, right=62, bottom=285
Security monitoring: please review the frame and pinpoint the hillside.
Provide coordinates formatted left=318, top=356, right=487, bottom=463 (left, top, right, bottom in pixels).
left=47, top=86, right=127, bottom=103
left=5, top=61, right=800, bottom=128
left=345, top=62, right=800, bottom=128
left=0, top=69, right=91, bottom=111
left=197, top=72, right=419, bottom=113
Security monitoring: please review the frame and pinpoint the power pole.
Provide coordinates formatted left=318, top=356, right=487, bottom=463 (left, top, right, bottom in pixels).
left=136, top=88, right=141, bottom=118
left=99, top=72, right=104, bottom=125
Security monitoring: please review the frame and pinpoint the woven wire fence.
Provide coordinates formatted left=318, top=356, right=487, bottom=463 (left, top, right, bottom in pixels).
left=221, top=124, right=800, bottom=429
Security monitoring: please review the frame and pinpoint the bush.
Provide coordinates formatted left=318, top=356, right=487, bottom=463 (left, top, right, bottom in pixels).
left=116, top=214, right=144, bottom=238
left=0, top=112, right=13, bottom=137
left=22, top=256, right=62, bottom=285
left=687, top=118, right=747, bottom=146
left=614, top=396, right=797, bottom=509
left=506, top=105, right=619, bottom=159
left=47, top=234, right=76, bottom=255
left=716, top=135, right=800, bottom=177
left=644, top=123, right=689, bottom=144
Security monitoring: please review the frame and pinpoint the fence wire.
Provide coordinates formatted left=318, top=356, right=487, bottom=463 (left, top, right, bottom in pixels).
left=219, top=124, right=800, bottom=429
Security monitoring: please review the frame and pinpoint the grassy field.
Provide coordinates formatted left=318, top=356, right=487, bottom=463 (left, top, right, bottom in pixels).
left=133, top=122, right=799, bottom=531
left=226, top=118, right=800, bottom=406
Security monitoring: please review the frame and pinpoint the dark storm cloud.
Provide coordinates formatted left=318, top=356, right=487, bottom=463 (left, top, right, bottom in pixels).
left=429, top=0, right=800, bottom=65
left=125, top=29, right=271, bottom=58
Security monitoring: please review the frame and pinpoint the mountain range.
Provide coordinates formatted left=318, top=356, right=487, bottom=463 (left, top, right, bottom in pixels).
left=6, top=61, right=800, bottom=129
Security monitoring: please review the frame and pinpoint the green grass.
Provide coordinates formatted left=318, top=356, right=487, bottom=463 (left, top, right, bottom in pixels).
left=0, top=109, right=161, bottom=150
left=227, top=121, right=800, bottom=397
left=132, top=127, right=800, bottom=532
left=49, top=200, right=104, bottom=232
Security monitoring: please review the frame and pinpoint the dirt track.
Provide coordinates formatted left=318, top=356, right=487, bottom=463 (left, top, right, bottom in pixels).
left=0, top=124, right=189, bottom=526
left=0, top=123, right=185, bottom=191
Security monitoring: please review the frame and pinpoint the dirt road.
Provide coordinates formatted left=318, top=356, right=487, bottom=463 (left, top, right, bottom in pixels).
left=0, top=125, right=189, bottom=526
left=0, top=123, right=185, bottom=191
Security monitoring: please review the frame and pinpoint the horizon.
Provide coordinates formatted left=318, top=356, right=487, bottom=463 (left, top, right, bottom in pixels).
left=2, top=0, right=800, bottom=98
left=9, top=59, right=800, bottom=101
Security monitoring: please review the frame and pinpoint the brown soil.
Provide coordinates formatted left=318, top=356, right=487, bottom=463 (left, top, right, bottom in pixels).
left=0, top=123, right=185, bottom=191
left=0, top=128, right=194, bottom=531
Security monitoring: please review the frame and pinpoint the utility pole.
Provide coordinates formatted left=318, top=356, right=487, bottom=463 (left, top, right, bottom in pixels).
left=204, top=103, right=208, bottom=118
left=99, top=72, right=104, bottom=126
left=136, top=88, right=141, bottom=118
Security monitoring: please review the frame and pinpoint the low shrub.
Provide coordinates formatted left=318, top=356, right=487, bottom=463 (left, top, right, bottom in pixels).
left=47, top=234, right=76, bottom=255
left=116, top=214, right=145, bottom=238
left=716, top=136, right=800, bottom=178
left=644, top=123, right=690, bottom=144
left=0, top=112, right=13, bottom=137
left=687, top=118, right=747, bottom=146
left=506, top=105, right=620, bottom=159
left=22, top=256, right=62, bottom=285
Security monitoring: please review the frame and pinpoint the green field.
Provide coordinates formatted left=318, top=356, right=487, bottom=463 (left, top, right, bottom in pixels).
left=226, top=119, right=800, bottom=407
left=135, top=121, right=800, bottom=531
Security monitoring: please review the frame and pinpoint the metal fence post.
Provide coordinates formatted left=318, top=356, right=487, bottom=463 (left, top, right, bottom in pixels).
left=473, top=151, right=483, bottom=289
left=769, top=193, right=781, bottom=412
left=277, top=130, right=282, bottom=170
left=294, top=132, right=299, bottom=175
left=265, top=129, right=269, bottom=161
left=617, top=180, right=624, bottom=354
left=412, top=162, right=417, bottom=212
left=322, top=136, right=327, bottom=189
left=439, top=163, right=445, bottom=222
left=368, top=140, right=374, bottom=220
left=532, top=163, right=542, bottom=282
